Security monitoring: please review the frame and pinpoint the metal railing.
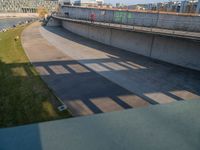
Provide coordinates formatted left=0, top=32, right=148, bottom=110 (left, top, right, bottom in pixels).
left=53, top=13, right=200, bottom=40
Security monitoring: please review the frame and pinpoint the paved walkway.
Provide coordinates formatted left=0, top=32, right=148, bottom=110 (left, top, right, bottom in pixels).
left=22, top=22, right=200, bottom=116
left=0, top=100, right=200, bottom=150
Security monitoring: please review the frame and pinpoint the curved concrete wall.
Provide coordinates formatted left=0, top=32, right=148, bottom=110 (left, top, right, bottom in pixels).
left=47, top=17, right=62, bottom=26
left=62, top=20, right=200, bottom=71
left=61, top=6, right=200, bottom=32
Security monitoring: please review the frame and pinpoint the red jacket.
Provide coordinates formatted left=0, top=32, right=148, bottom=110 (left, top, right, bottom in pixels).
left=90, top=13, right=96, bottom=21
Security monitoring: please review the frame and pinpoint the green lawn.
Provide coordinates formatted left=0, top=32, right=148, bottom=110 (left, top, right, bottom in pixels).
left=0, top=25, right=71, bottom=128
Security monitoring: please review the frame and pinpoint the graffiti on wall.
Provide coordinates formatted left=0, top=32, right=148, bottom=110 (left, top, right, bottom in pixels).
left=114, top=11, right=133, bottom=22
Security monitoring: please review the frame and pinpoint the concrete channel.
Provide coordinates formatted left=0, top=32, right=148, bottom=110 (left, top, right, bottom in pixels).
left=22, top=22, right=200, bottom=116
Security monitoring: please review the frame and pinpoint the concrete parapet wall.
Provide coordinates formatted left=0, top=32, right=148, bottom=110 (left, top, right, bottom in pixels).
left=62, top=20, right=200, bottom=71
left=61, top=6, right=200, bottom=32
left=110, top=29, right=153, bottom=56
left=151, top=36, right=200, bottom=70
left=47, top=17, right=62, bottom=27
left=156, top=14, right=200, bottom=31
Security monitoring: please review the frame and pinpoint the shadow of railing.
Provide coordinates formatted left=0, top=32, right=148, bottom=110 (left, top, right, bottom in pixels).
left=35, top=26, right=200, bottom=115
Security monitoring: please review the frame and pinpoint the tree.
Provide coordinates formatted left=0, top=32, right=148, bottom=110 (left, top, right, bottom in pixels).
left=37, top=7, right=48, bottom=18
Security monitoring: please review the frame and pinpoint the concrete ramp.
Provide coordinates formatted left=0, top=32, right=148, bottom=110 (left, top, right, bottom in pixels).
left=22, top=22, right=200, bottom=116
left=62, top=20, right=200, bottom=71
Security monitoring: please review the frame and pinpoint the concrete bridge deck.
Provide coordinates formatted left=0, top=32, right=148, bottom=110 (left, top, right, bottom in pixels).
left=1, top=100, right=200, bottom=150
left=22, top=22, right=200, bottom=116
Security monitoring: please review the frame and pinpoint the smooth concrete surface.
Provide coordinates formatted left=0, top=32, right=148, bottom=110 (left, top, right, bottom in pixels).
left=53, top=15, right=200, bottom=40
left=0, top=100, right=200, bottom=150
left=151, top=36, right=200, bottom=70
left=22, top=22, right=200, bottom=116
left=46, top=17, right=61, bottom=27
left=61, top=6, right=200, bottom=32
left=62, top=20, right=200, bottom=71
left=110, top=29, right=153, bottom=56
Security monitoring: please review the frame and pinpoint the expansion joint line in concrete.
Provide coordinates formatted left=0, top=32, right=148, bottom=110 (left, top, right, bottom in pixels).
left=109, top=28, right=112, bottom=45
left=88, top=24, right=90, bottom=37
left=149, top=35, right=155, bottom=57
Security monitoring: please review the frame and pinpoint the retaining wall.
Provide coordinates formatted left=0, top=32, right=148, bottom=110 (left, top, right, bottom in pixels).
left=62, top=20, right=200, bottom=71
left=47, top=17, right=62, bottom=26
left=60, top=6, right=200, bottom=32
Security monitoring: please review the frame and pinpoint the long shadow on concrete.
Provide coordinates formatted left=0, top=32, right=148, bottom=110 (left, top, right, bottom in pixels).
left=33, top=60, right=147, bottom=115
left=33, top=26, right=200, bottom=116
left=33, top=58, right=200, bottom=116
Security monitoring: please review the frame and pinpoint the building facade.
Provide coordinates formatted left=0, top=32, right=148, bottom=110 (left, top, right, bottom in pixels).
left=133, top=0, right=199, bottom=14
left=74, top=0, right=104, bottom=6
left=58, top=0, right=71, bottom=5
left=180, top=0, right=199, bottom=13
left=196, top=0, right=200, bottom=13
left=0, top=0, right=58, bottom=13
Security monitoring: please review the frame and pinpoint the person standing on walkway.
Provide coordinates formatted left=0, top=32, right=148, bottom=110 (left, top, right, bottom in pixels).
left=90, top=13, right=96, bottom=23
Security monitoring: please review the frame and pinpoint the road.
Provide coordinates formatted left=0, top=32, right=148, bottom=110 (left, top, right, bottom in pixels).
left=22, top=22, right=200, bottom=116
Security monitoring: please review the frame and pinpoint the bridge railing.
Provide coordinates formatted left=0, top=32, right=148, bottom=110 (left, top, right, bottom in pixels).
left=53, top=12, right=200, bottom=40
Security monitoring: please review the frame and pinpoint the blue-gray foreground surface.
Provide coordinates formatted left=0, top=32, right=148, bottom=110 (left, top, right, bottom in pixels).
left=0, top=100, right=200, bottom=150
